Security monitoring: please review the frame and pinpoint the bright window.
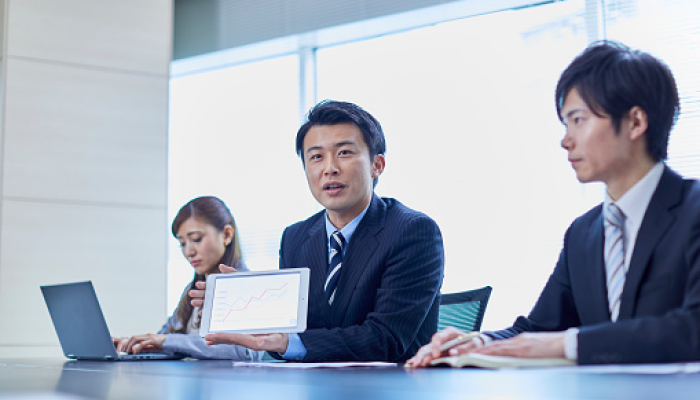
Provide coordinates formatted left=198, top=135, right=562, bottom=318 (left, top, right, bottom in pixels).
left=168, top=55, right=317, bottom=309
left=169, top=0, right=700, bottom=329
left=316, top=0, right=600, bottom=328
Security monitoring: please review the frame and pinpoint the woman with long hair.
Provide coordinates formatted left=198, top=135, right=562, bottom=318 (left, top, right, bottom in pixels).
left=114, top=196, right=262, bottom=360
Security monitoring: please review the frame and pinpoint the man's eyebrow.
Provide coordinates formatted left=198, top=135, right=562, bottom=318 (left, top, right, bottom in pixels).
left=562, top=108, right=583, bottom=121
left=305, top=141, right=358, bottom=154
left=334, top=140, right=357, bottom=148
left=305, top=145, right=322, bottom=154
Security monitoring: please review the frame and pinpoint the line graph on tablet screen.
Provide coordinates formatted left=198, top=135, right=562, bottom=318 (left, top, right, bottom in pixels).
left=209, top=274, right=300, bottom=332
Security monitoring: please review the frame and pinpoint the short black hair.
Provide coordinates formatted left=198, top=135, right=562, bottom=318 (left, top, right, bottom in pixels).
left=555, top=41, right=680, bottom=161
left=296, top=100, right=387, bottom=186
left=296, top=100, right=386, bottom=160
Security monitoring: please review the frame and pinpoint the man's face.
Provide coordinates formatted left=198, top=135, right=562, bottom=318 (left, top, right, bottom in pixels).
left=560, top=88, right=634, bottom=187
left=302, top=123, right=384, bottom=228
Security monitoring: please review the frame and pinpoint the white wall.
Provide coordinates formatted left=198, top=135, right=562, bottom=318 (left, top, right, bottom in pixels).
left=0, top=0, right=172, bottom=358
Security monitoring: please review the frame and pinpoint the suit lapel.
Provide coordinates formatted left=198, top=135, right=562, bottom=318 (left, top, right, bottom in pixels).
left=330, top=195, right=384, bottom=325
left=306, top=216, right=333, bottom=325
left=585, top=208, right=612, bottom=322
left=619, top=167, right=683, bottom=319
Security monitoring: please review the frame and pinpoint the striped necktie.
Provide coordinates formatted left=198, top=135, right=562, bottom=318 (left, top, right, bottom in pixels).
left=325, top=231, right=345, bottom=305
left=604, top=203, right=626, bottom=321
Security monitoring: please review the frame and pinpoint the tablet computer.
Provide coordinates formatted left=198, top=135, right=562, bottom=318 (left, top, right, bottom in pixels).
left=200, top=268, right=310, bottom=336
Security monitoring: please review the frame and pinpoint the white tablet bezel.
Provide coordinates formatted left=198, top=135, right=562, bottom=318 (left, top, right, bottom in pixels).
left=199, top=268, right=309, bottom=336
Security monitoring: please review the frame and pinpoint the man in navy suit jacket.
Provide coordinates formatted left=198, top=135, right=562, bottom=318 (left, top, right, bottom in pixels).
left=196, top=101, right=444, bottom=362
left=408, top=41, right=700, bottom=366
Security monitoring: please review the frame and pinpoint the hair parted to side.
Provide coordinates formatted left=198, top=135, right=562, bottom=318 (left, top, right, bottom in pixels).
left=295, top=100, right=387, bottom=187
left=555, top=40, right=680, bottom=161
left=169, top=196, right=245, bottom=333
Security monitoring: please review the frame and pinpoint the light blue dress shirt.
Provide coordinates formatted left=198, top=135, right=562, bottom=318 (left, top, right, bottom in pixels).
left=282, top=204, right=370, bottom=360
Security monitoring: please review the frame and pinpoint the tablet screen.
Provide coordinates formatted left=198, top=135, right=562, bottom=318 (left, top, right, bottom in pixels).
left=200, top=268, right=309, bottom=336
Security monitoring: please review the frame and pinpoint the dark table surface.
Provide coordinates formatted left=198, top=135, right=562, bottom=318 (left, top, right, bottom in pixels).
left=2, top=358, right=700, bottom=400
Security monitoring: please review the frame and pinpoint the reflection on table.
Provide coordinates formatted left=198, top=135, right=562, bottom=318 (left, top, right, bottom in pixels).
left=2, top=358, right=700, bottom=400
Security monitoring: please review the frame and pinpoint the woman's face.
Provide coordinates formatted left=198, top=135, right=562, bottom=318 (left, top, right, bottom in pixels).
left=176, top=217, right=232, bottom=275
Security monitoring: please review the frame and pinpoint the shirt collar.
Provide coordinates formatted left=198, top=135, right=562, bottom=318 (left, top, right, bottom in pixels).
left=325, top=202, right=371, bottom=247
left=605, top=162, right=664, bottom=224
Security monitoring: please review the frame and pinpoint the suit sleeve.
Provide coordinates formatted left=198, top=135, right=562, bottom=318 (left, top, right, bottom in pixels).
left=486, top=225, right=581, bottom=340
left=297, top=215, right=444, bottom=362
left=488, top=201, right=700, bottom=364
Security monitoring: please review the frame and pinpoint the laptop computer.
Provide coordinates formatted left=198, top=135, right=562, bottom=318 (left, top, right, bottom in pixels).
left=41, top=281, right=183, bottom=361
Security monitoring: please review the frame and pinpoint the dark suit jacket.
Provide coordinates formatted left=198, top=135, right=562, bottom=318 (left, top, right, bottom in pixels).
left=491, top=166, right=700, bottom=364
left=277, top=195, right=444, bottom=362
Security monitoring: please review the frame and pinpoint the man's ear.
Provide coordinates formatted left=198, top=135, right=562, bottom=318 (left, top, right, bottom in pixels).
left=627, top=106, right=649, bottom=141
left=371, top=154, right=386, bottom=178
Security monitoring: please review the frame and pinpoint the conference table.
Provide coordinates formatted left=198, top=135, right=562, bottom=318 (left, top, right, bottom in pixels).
left=2, top=358, right=700, bottom=399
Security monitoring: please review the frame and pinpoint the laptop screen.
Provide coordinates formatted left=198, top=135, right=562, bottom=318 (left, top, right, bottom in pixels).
left=41, top=281, right=181, bottom=361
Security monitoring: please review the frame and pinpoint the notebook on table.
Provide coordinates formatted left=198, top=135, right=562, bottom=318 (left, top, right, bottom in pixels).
left=430, top=353, right=575, bottom=369
left=41, top=281, right=183, bottom=361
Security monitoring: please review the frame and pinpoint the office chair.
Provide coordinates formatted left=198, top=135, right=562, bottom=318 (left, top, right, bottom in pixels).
left=438, top=286, right=492, bottom=332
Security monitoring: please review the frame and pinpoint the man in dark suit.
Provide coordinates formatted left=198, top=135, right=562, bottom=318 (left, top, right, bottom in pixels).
left=408, top=41, right=700, bottom=366
left=193, top=101, right=444, bottom=362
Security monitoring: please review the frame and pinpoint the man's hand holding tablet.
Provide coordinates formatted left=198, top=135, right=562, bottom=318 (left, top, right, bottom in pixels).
left=190, top=265, right=288, bottom=351
left=190, top=264, right=309, bottom=354
left=204, top=331, right=290, bottom=353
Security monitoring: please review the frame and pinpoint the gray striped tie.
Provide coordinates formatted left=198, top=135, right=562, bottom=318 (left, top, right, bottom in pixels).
left=604, top=203, right=626, bottom=321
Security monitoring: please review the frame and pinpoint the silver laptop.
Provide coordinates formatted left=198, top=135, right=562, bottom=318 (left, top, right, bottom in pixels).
left=41, top=281, right=183, bottom=361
